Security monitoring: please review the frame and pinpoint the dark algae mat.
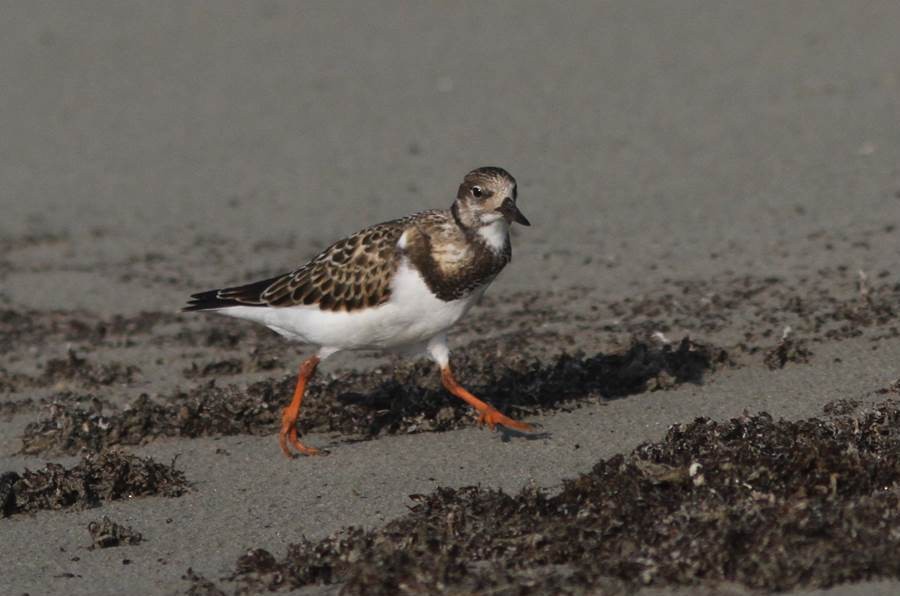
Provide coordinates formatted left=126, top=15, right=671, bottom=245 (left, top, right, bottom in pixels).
left=192, top=398, right=900, bottom=595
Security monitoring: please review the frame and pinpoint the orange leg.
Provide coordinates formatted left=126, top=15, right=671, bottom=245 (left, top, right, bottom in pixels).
left=279, top=355, right=321, bottom=458
left=440, top=365, right=533, bottom=432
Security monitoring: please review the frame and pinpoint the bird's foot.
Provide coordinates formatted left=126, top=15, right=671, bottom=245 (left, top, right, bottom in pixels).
left=476, top=408, right=533, bottom=432
left=279, top=426, right=322, bottom=458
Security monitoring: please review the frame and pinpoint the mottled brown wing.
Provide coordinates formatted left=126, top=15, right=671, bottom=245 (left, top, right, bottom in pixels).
left=218, top=220, right=408, bottom=312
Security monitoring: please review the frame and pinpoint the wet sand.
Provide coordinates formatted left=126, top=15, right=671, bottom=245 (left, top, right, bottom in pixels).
left=2, top=2, right=900, bottom=594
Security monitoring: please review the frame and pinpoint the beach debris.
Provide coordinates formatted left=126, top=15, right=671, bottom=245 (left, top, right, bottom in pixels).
left=764, top=327, right=813, bottom=369
left=206, top=400, right=900, bottom=594
left=21, top=337, right=728, bottom=455
left=1, top=451, right=187, bottom=516
left=40, top=349, right=141, bottom=388
left=88, top=516, right=143, bottom=549
left=0, top=471, right=19, bottom=516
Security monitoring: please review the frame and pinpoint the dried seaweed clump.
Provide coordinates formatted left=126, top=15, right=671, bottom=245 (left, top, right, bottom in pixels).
left=88, top=516, right=143, bottom=549
left=213, top=401, right=900, bottom=594
left=41, top=350, right=141, bottom=387
left=21, top=337, right=727, bottom=455
left=1, top=451, right=187, bottom=516
left=183, top=569, right=227, bottom=596
left=0, top=471, right=18, bottom=516
left=763, top=335, right=813, bottom=369
left=0, top=397, right=35, bottom=418
left=20, top=382, right=284, bottom=455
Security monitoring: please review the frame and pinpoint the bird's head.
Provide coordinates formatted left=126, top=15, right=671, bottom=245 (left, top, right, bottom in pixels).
left=452, top=166, right=530, bottom=231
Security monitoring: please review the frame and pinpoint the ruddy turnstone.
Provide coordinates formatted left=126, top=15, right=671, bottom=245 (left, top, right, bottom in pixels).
left=184, top=166, right=532, bottom=457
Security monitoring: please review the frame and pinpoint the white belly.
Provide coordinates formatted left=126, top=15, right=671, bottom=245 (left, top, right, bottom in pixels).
left=216, top=259, right=487, bottom=351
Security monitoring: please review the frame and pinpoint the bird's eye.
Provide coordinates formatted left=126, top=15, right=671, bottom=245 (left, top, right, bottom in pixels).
left=472, top=186, right=483, bottom=198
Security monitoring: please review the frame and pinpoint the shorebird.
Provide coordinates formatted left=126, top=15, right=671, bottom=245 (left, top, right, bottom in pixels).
left=184, top=166, right=533, bottom=457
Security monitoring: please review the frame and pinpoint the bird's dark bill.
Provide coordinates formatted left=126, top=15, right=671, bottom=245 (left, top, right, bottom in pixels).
left=498, top=198, right=531, bottom=226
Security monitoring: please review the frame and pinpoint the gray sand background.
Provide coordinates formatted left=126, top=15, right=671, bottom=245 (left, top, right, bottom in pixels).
left=2, top=2, right=900, bottom=594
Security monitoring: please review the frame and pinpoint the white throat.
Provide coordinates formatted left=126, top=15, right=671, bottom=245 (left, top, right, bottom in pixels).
left=477, top=219, right=509, bottom=253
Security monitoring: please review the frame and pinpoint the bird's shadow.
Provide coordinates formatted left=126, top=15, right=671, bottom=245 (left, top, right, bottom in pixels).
left=499, top=425, right=550, bottom=443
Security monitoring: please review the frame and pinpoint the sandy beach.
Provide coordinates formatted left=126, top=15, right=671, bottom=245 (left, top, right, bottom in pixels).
left=2, top=2, right=900, bottom=594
